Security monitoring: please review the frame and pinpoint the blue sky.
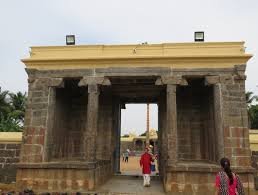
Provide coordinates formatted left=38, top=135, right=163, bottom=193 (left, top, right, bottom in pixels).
left=1, top=0, right=258, bottom=134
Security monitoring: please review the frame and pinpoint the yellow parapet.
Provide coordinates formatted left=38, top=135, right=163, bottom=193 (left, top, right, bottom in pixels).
left=21, top=42, right=252, bottom=70
left=249, top=129, right=258, bottom=152
left=0, top=132, right=22, bottom=144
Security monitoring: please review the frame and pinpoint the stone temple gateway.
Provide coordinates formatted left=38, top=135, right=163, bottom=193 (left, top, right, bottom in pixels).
left=17, top=42, right=255, bottom=193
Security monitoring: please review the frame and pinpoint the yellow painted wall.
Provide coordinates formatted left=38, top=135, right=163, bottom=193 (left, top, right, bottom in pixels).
left=21, top=42, right=252, bottom=70
left=0, top=132, right=22, bottom=144
left=249, top=130, right=258, bottom=152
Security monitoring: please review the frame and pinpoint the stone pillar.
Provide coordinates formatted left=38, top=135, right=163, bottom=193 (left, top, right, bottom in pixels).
left=213, top=83, right=225, bottom=160
left=112, top=99, right=121, bottom=173
left=166, top=84, right=178, bottom=165
left=79, top=76, right=111, bottom=162
left=156, top=76, right=187, bottom=166
left=117, top=103, right=121, bottom=173
left=83, top=84, right=100, bottom=161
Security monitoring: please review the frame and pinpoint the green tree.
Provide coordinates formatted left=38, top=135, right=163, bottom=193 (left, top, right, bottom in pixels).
left=246, top=91, right=258, bottom=128
left=249, top=105, right=258, bottom=129
left=246, top=91, right=258, bottom=107
left=0, top=88, right=27, bottom=132
left=9, top=91, right=27, bottom=123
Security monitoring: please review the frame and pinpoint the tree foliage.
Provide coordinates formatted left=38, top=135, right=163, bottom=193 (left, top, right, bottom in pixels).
left=246, top=91, right=258, bottom=129
left=249, top=105, right=258, bottom=129
left=0, top=87, right=27, bottom=132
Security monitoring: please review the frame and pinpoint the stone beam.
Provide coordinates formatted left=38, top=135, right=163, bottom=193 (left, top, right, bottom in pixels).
left=205, top=75, right=236, bottom=85
left=78, top=76, right=111, bottom=86
left=155, top=76, right=188, bottom=86
left=30, top=78, right=64, bottom=88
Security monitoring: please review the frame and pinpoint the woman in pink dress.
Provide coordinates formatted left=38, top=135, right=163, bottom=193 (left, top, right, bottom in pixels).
left=215, top=157, right=245, bottom=195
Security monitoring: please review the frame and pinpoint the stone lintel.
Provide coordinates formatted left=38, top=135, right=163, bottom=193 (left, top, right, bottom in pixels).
left=31, top=78, right=64, bottom=88
left=155, top=76, right=188, bottom=86
left=205, top=74, right=245, bottom=85
left=78, top=76, right=111, bottom=87
left=17, top=160, right=111, bottom=169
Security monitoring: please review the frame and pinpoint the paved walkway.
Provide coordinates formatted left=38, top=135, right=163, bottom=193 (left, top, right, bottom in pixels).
left=99, top=176, right=165, bottom=195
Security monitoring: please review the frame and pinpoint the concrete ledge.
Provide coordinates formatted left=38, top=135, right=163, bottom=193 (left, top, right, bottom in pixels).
left=17, top=160, right=111, bottom=170
left=166, top=161, right=255, bottom=173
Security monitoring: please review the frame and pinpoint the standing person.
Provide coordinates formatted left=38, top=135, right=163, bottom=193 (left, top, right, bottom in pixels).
left=124, top=150, right=129, bottom=163
left=140, top=147, right=153, bottom=187
left=148, top=145, right=156, bottom=175
left=215, top=157, right=245, bottom=195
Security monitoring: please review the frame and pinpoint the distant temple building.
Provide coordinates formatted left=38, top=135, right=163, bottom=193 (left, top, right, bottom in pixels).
left=120, top=129, right=158, bottom=154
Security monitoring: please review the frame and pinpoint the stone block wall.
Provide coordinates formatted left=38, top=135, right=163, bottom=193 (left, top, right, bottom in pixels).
left=21, top=77, right=51, bottom=163
left=16, top=161, right=111, bottom=192
left=0, top=143, right=21, bottom=183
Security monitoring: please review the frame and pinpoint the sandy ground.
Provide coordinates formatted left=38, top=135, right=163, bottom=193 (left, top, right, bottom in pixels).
left=120, top=156, right=159, bottom=174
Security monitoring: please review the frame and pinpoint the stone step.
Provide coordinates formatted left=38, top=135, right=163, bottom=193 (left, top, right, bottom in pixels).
left=74, top=192, right=163, bottom=195
left=98, top=177, right=165, bottom=195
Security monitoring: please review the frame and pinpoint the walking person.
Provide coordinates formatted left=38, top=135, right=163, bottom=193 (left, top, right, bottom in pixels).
left=215, top=157, right=245, bottom=195
left=140, top=147, right=153, bottom=187
left=122, top=152, right=125, bottom=162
